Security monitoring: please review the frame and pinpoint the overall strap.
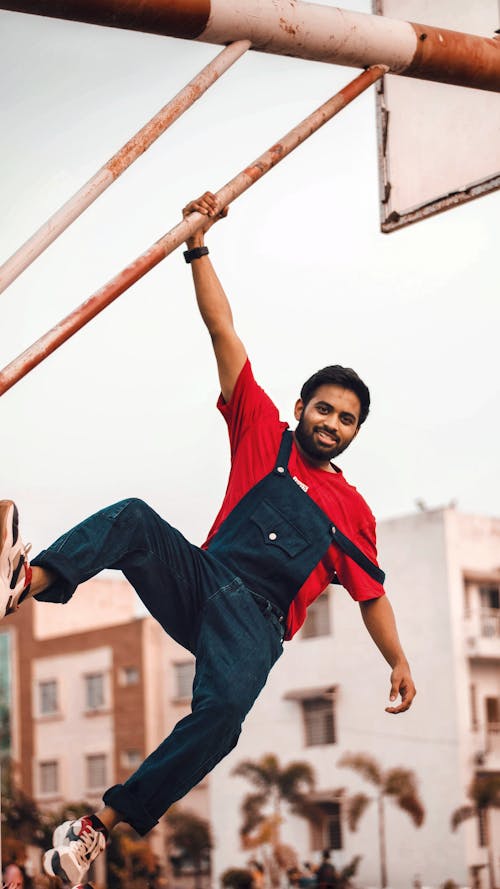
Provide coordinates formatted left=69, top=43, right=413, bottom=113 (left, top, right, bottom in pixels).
left=272, top=427, right=385, bottom=585
left=330, top=524, right=386, bottom=584
left=273, top=428, right=294, bottom=473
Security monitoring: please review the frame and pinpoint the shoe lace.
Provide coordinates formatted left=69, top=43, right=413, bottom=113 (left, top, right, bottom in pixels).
left=72, top=826, right=99, bottom=866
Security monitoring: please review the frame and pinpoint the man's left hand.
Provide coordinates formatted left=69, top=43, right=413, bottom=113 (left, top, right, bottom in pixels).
left=385, top=663, right=416, bottom=714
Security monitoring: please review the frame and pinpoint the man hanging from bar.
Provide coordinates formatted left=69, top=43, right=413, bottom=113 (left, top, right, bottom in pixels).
left=0, top=193, right=416, bottom=886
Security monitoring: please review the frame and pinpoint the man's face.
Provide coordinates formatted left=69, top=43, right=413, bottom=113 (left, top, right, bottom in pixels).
left=294, top=384, right=361, bottom=465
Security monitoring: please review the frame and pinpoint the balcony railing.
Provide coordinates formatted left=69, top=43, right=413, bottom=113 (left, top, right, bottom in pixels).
left=479, top=608, right=500, bottom=638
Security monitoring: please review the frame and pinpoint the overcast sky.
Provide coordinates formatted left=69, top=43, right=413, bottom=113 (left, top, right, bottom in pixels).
left=1, top=1, right=499, bottom=556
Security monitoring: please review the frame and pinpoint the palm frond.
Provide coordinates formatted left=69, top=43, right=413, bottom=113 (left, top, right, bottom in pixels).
left=469, top=774, right=500, bottom=808
left=451, top=804, right=476, bottom=831
left=279, top=762, right=316, bottom=800
left=384, top=767, right=417, bottom=797
left=338, top=752, right=383, bottom=787
left=341, top=854, right=362, bottom=881
left=397, top=792, right=425, bottom=827
left=289, top=797, right=322, bottom=824
left=240, top=792, right=269, bottom=835
left=232, top=756, right=278, bottom=790
left=345, top=792, right=372, bottom=831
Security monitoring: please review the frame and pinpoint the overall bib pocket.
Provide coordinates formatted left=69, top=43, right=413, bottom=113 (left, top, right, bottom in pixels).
left=250, top=498, right=309, bottom=558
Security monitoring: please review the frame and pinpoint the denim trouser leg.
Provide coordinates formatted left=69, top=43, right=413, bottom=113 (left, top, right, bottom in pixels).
left=31, top=498, right=284, bottom=834
left=104, top=582, right=283, bottom=834
left=32, top=497, right=221, bottom=651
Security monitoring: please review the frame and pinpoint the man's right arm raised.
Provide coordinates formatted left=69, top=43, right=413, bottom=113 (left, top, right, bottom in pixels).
left=183, top=192, right=247, bottom=403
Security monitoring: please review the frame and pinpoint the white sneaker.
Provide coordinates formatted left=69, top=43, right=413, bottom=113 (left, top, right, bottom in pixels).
left=0, top=500, right=31, bottom=619
left=52, top=818, right=74, bottom=847
left=43, top=815, right=107, bottom=884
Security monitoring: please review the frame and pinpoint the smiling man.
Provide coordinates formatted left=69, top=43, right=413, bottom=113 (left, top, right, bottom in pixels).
left=0, top=193, right=415, bottom=885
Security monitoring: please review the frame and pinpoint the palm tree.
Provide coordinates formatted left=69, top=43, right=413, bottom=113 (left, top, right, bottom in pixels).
left=451, top=773, right=500, bottom=889
left=338, top=751, right=425, bottom=889
left=165, top=807, right=212, bottom=889
left=233, top=753, right=316, bottom=845
left=232, top=753, right=315, bottom=885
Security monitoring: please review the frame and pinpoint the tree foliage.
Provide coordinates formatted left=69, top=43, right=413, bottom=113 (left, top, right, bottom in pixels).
left=338, top=753, right=425, bottom=828
left=233, top=753, right=315, bottom=840
left=450, top=773, right=500, bottom=889
left=1, top=757, right=44, bottom=849
left=221, top=867, right=254, bottom=889
left=339, top=751, right=425, bottom=889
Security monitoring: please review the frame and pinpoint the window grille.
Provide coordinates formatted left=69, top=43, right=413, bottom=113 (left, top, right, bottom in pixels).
left=85, top=673, right=105, bottom=711
left=302, top=696, right=336, bottom=746
left=39, top=680, right=58, bottom=716
left=40, top=760, right=59, bottom=794
left=86, top=753, right=107, bottom=789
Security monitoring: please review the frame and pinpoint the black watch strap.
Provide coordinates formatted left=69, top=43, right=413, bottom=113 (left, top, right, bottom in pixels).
left=184, top=246, right=209, bottom=263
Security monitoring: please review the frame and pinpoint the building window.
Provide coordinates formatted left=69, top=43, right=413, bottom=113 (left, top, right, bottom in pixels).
left=120, top=666, right=140, bottom=686
left=122, top=749, right=142, bottom=770
left=301, top=593, right=331, bottom=639
left=480, top=585, right=500, bottom=610
left=470, top=684, right=478, bottom=731
left=485, top=697, right=500, bottom=755
left=480, top=585, right=500, bottom=637
left=463, top=583, right=472, bottom=618
left=302, top=696, right=336, bottom=746
left=174, top=662, right=196, bottom=700
left=86, top=754, right=107, bottom=790
left=310, top=801, right=343, bottom=851
left=85, top=673, right=106, bottom=711
left=39, top=680, right=58, bottom=716
left=39, top=760, right=59, bottom=795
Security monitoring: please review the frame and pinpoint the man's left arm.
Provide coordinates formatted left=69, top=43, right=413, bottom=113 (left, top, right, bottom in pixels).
left=359, top=595, right=416, bottom=714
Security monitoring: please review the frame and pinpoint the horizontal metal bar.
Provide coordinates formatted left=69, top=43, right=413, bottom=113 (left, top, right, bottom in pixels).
left=0, top=39, right=250, bottom=295
left=0, top=65, right=386, bottom=397
left=2, top=1, right=500, bottom=92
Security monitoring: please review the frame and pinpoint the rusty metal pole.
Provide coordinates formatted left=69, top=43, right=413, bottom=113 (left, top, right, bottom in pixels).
left=2, top=0, right=500, bottom=92
left=0, top=39, right=250, bottom=295
left=0, top=65, right=386, bottom=397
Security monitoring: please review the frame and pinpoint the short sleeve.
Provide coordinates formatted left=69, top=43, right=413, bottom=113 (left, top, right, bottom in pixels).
left=217, top=359, right=280, bottom=457
left=335, top=518, right=385, bottom=602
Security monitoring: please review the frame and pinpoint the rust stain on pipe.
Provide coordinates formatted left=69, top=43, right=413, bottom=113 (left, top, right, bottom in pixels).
left=407, top=22, right=500, bottom=91
left=1, top=0, right=211, bottom=39
left=279, top=17, right=298, bottom=38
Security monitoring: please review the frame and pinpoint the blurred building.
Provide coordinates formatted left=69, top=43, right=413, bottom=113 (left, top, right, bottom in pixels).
left=1, top=577, right=208, bottom=886
left=208, top=508, right=500, bottom=889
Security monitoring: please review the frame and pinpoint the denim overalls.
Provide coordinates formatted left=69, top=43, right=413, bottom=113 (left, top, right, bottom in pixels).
left=208, top=429, right=384, bottom=615
left=32, top=430, right=383, bottom=835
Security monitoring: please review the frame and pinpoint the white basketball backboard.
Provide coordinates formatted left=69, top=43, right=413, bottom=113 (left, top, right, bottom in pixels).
left=374, top=0, right=500, bottom=232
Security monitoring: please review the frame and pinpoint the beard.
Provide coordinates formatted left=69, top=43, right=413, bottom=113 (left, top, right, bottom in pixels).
left=294, top=415, right=350, bottom=462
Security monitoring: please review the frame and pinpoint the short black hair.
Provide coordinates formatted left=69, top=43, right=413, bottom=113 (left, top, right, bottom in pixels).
left=300, top=365, right=370, bottom=425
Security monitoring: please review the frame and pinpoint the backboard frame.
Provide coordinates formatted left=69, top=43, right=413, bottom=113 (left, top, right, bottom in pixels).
left=374, top=0, right=500, bottom=233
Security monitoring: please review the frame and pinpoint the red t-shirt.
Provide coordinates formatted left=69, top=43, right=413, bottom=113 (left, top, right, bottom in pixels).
left=202, top=360, right=384, bottom=639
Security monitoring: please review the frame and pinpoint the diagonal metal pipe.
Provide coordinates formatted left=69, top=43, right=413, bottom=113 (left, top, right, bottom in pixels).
left=0, top=39, right=251, bottom=295
left=0, top=65, right=386, bottom=397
